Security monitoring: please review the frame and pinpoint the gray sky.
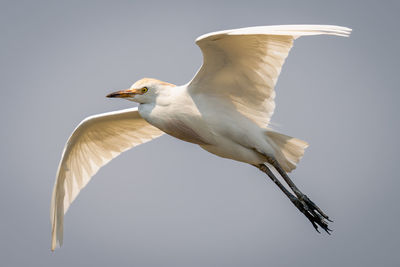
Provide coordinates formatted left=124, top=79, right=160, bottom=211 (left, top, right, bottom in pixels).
left=1, top=0, right=399, bottom=266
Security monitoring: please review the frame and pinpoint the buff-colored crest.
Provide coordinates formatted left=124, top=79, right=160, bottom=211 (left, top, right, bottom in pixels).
left=132, top=78, right=176, bottom=89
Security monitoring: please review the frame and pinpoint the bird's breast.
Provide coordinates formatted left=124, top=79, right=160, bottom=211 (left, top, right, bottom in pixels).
left=161, top=119, right=210, bottom=145
left=139, top=103, right=212, bottom=145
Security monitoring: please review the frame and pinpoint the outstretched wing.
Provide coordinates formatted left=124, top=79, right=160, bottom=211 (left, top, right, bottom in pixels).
left=51, top=108, right=164, bottom=251
left=188, top=25, right=351, bottom=127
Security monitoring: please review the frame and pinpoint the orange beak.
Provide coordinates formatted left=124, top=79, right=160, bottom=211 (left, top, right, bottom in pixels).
left=106, top=88, right=140, bottom=98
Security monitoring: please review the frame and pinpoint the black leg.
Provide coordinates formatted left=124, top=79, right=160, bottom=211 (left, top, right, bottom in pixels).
left=259, top=164, right=297, bottom=202
left=269, top=159, right=332, bottom=223
left=258, top=163, right=332, bottom=234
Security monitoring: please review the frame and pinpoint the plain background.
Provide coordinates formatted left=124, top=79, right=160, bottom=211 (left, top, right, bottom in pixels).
left=1, top=0, right=399, bottom=266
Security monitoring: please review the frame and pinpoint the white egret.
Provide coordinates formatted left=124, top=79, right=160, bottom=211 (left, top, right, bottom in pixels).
left=51, top=25, right=351, bottom=251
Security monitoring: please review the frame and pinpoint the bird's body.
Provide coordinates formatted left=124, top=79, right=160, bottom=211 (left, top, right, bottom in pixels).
left=138, top=82, right=272, bottom=165
left=50, top=25, right=351, bottom=251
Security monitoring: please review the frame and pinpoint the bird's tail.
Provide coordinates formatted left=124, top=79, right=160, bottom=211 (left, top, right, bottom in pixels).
left=265, top=131, right=309, bottom=173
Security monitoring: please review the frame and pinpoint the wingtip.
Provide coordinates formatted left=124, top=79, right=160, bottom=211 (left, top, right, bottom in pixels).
left=51, top=241, right=56, bottom=252
left=51, top=239, right=61, bottom=252
left=51, top=239, right=57, bottom=251
left=321, top=25, right=352, bottom=37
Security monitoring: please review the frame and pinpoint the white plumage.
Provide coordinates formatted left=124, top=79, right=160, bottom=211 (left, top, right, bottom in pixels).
left=50, top=108, right=164, bottom=250
left=51, top=25, right=351, bottom=250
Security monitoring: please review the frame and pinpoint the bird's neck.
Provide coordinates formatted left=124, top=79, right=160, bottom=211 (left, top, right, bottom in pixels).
left=155, top=84, right=183, bottom=106
left=138, top=85, right=185, bottom=128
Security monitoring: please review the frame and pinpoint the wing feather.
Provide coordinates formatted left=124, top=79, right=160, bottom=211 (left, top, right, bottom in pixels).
left=189, top=25, right=351, bottom=127
left=50, top=107, right=164, bottom=250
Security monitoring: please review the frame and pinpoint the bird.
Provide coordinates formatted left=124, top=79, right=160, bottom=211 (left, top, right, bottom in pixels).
left=50, top=24, right=351, bottom=251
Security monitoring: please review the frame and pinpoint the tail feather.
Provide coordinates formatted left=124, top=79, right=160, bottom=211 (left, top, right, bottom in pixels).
left=266, top=131, right=309, bottom=173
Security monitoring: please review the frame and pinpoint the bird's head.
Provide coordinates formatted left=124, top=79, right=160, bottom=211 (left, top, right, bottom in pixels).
left=107, top=78, right=176, bottom=104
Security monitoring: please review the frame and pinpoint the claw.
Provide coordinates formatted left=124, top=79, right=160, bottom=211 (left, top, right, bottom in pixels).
left=302, top=195, right=332, bottom=221
left=258, top=163, right=333, bottom=234
left=291, top=196, right=332, bottom=234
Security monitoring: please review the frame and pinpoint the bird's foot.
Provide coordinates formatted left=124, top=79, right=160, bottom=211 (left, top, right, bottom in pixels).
left=291, top=194, right=332, bottom=234
left=257, top=163, right=332, bottom=234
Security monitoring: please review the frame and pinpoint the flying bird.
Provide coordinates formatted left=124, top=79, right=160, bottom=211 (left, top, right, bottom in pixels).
left=50, top=25, right=351, bottom=251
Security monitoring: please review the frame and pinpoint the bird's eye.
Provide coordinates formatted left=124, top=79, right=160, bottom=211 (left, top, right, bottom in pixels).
left=142, top=87, right=148, bottom=93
